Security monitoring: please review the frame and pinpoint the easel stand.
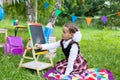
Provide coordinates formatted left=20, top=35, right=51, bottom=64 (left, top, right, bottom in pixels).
left=18, top=39, right=54, bottom=75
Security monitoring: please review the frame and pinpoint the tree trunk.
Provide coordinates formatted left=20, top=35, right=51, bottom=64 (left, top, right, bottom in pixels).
left=34, top=0, right=37, bottom=23
left=25, top=0, right=35, bottom=23
left=48, top=0, right=61, bottom=27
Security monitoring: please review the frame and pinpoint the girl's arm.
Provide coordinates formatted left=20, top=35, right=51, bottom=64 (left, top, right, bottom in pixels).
left=64, top=43, right=78, bottom=75
left=35, top=40, right=61, bottom=50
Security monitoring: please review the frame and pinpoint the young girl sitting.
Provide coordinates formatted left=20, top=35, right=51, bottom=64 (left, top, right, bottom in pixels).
left=35, top=22, right=88, bottom=79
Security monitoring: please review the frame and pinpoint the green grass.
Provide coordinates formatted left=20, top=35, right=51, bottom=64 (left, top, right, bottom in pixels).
left=0, top=24, right=120, bottom=80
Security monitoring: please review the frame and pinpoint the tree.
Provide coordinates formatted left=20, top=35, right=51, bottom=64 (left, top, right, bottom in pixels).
left=3, top=0, right=61, bottom=24
left=25, top=0, right=36, bottom=22
left=58, top=0, right=120, bottom=28
left=2, top=0, right=36, bottom=22
left=100, top=0, right=120, bottom=28
left=48, top=0, right=61, bottom=27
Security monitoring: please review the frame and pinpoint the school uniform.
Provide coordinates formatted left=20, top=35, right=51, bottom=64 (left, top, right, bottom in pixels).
left=42, top=39, right=88, bottom=78
left=56, top=39, right=88, bottom=77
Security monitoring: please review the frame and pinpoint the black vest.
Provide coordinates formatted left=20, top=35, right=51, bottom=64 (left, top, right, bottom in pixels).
left=60, top=39, right=80, bottom=58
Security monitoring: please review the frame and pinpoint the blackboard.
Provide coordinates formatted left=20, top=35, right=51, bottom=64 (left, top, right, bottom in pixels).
left=28, top=23, right=46, bottom=52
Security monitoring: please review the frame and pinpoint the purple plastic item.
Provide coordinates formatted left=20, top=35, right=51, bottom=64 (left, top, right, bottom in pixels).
left=4, top=36, right=24, bottom=55
left=107, top=70, right=114, bottom=80
left=43, top=67, right=62, bottom=80
left=47, top=77, right=58, bottom=80
left=43, top=67, right=55, bottom=78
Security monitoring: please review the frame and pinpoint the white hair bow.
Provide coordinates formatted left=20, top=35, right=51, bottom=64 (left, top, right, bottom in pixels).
left=72, top=30, right=82, bottom=42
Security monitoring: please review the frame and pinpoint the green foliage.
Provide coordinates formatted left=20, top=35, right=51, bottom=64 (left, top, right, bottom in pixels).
left=37, top=0, right=56, bottom=24
left=3, top=0, right=56, bottom=24
left=60, top=0, right=105, bottom=17
left=3, top=2, right=26, bottom=21
left=99, top=1, right=120, bottom=28
left=57, top=0, right=120, bottom=28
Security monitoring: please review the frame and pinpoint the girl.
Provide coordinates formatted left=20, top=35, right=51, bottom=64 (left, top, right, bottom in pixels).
left=35, top=22, right=88, bottom=79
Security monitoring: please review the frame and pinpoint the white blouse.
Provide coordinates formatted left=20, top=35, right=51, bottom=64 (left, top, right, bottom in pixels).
left=41, top=39, right=78, bottom=75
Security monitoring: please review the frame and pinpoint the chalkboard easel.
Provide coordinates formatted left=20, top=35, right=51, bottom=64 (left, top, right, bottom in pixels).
left=28, top=23, right=47, bottom=53
left=18, top=23, right=54, bottom=75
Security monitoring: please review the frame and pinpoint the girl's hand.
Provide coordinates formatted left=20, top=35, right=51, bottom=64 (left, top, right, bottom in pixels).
left=34, top=43, right=42, bottom=49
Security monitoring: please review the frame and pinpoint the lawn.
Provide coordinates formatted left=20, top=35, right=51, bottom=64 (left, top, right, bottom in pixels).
left=0, top=22, right=120, bottom=80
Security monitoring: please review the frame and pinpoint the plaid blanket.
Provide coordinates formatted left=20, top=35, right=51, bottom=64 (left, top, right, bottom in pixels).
left=48, top=68, right=114, bottom=80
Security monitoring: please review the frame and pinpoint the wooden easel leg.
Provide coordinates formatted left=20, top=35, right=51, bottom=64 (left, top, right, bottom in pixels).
left=18, top=49, right=28, bottom=69
left=18, top=39, right=32, bottom=69
left=32, top=49, right=40, bottom=75
left=36, top=55, right=40, bottom=61
left=45, top=52, right=55, bottom=67
left=49, top=57, right=54, bottom=67
left=36, top=69, right=40, bottom=75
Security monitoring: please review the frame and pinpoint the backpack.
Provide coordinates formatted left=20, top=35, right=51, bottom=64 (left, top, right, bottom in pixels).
left=4, top=36, right=24, bottom=55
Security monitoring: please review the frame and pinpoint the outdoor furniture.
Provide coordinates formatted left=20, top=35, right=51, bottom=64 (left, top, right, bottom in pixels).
left=14, top=26, right=27, bottom=36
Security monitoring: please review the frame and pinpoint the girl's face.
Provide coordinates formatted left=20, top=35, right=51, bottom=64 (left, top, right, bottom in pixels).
left=62, top=26, right=73, bottom=40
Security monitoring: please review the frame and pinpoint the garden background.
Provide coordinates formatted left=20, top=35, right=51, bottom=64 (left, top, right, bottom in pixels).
left=0, top=0, right=120, bottom=80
